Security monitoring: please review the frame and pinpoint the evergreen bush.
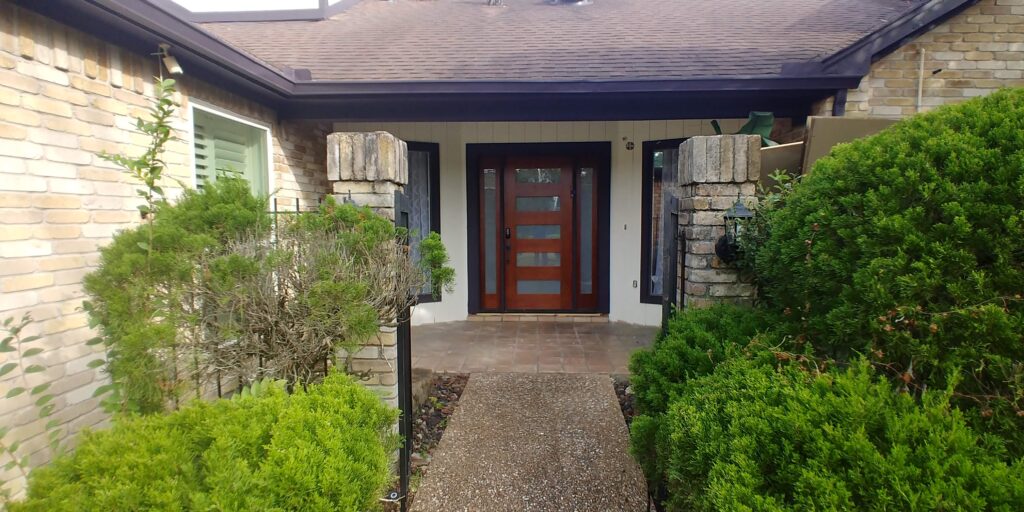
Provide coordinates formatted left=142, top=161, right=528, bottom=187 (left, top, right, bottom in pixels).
left=628, top=305, right=770, bottom=495
left=747, top=89, right=1024, bottom=445
left=658, top=358, right=1024, bottom=511
left=9, top=372, right=398, bottom=512
left=82, top=176, right=269, bottom=413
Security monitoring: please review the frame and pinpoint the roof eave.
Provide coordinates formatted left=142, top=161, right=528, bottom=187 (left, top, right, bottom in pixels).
left=288, top=76, right=865, bottom=97
left=821, top=0, right=981, bottom=75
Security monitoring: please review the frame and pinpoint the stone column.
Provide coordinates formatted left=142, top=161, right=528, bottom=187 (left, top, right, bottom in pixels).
left=326, top=131, right=408, bottom=220
left=678, top=135, right=761, bottom=308
left=325, top=131, right=408, bottom=407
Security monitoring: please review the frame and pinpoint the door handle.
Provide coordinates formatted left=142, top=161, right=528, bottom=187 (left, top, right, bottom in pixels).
left=504, top=227, right=511, bottom=239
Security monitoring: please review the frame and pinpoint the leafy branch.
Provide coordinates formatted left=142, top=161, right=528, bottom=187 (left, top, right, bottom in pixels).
left=0, top=315, right=92, bottom=501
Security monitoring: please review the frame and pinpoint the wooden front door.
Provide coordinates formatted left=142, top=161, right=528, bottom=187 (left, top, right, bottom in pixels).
left=503, top=157, right=574, bottom=310
left=478, top=153, right=599, bottom=312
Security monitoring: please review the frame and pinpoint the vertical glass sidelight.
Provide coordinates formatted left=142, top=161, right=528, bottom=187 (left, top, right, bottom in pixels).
left=643, top=143, right=681, bottom=302
left=578, top=167, right=594, bottom=294
left=483, top=169, right=498, bottom=295
left=407, top=149, right=432, bottom=296
left=649, top=151, right=665, bottom=297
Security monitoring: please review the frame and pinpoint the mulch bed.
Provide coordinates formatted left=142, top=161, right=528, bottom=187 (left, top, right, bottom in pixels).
left=384, top=373, right=469, bottom=511
left=613, top=375, right=636, bottom=426
left=412, top=373, right=469, bottom=465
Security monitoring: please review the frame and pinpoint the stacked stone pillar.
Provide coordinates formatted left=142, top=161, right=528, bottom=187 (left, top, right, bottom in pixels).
left=325, top=131, right=407, bottom=406
left=678, top=135, right=761, bottom=308
left=326, top=131, right=408, bottom=220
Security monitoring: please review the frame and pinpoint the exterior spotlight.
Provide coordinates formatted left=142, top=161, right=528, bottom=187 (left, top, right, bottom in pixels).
left=158, top=44, right=183, bottom=75
left=714, top=196, right=754, bottom=263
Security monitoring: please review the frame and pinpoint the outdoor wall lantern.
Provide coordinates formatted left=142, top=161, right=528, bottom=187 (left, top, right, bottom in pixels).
left=715, top=197, right=754, bottom=264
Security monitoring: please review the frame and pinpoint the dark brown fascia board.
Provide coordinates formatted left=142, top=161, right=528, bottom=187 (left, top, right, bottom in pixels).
left=286, top=76, right=864, bottom=97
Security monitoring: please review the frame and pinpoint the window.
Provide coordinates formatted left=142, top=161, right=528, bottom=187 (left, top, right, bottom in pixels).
left=406, top=142, right=441, bottom=303
left=192, top=107, right=269, bottom=197
left=641, top=139, right=686, bottom=304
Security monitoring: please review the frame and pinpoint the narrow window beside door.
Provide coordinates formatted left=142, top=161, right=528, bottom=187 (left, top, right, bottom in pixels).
left=641, top=139, right=686, bottom=304
left=406, top=142, right=441, bottom=302
left=192, top=107, right=269, bottom=197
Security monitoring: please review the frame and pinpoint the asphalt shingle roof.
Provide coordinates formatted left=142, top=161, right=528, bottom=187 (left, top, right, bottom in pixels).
left=198, top=0, right=925, bottom=82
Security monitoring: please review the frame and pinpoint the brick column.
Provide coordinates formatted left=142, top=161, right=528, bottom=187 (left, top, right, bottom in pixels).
left=326, top=131, right=408, bottom=220
left=325, top=131, right=408, bottom=407
left=678, top=135, right=760, bottom=308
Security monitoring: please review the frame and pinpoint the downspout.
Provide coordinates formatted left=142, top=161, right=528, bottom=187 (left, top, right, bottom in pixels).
left=916, top=47, right=926, bottom=113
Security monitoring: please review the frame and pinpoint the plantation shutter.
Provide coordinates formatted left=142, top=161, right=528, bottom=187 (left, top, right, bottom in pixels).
left=192, top=109, right=268, bottom=197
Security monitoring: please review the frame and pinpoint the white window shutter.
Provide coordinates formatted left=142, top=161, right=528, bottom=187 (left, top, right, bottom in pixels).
left=192, top=109, right=268, bottom=197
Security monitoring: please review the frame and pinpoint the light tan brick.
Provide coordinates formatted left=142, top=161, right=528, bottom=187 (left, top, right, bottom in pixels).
left=77, top=166, right=121, bottom=182
left=22, top=95, right=72, bottom=117
left=0, top=172, right=46, bottom=190
left=51, top=238, right=98, bottom=255
left=34, top=224, right=81, bottom=239
left=0, top=239, right=51, bottom=258
left=40, top=83, right=88, bottom=106
left=68, top=75, right=110, bottom=97
left=40, top=115, right=90, bottom=136
left=27, top=128, right=78, bottom=149
left=37, top=254, right=84, bottom=271
left=0, top=53, right=15, bottom=70
left=31, top=195, right=80, bottom=211
left=0, top=69, right=41, bottom=94
left=90, top=96, right=128, bottom=115
left=0, top=85, right=19, bottom=106
left=0, top=225, right=32, bottom=241
left=91, top=210, right=135, bottom=224
left=0, top=210, right=43, bottom=224
left=0, top=104, right=42, bottom=126
left=2, top=273, right=54, bottom=292
left=0, top=258, right=38, bottom=277
left=42, top=145, right=89, bottom=164
left=43, top=210, right=89, bottom=224
left=0, top=122, right=27, bottom=139
left=72, top=107, right=113, bottom=126
left=40, top=313, right=88, bottom=335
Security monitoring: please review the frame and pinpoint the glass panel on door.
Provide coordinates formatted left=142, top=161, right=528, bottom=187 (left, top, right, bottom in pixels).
left=517, top=280, right=561, bottom=295
left=517, top=252, right=561, bottom=267
left=516, top=225, right=561, bottom=239
left=515, top=168, right=562, bottom=184
left=516, top=196, right=561, bottom=212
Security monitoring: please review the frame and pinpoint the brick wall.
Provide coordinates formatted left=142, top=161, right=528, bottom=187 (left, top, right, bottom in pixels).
left=0, top=1, right=328, bottom=496
left=842, top=0, right=1024, bottom=117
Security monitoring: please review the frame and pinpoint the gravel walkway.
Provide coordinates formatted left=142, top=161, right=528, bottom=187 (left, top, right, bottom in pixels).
left=411, top=373, right=647, bottom=512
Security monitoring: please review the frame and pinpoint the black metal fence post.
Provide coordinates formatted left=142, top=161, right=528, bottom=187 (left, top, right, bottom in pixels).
left=393, top=191, right=414, bottom=512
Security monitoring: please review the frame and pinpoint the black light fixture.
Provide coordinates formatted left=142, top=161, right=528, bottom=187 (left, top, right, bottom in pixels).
left=715, top=196, right=754, bottom=263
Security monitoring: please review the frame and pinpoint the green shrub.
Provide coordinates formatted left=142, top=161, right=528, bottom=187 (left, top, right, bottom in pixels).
left=83, top=176, right=269, bottom=413
left=660, top=357, right=1024, bottom=511
left=290, top=196, right=455, bottom=298
left=628, top=305, right=771, bottom=493
left=10, top=372, right=398, bottom=512
left=747, top=89, right=1024, bottom=444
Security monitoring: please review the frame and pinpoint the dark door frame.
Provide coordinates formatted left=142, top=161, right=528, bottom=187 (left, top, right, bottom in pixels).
left=466, top=142, right=611, bottom=315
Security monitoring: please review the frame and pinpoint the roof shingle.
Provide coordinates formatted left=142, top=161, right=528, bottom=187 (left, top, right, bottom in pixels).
left=198, top=0, right=925, bottom=82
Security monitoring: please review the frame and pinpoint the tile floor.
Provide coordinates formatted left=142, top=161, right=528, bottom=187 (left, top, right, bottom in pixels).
left=412, top=320, right=658, bottom=374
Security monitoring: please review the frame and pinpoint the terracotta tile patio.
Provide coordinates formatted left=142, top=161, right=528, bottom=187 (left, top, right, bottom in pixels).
left=412, top=321, right=658, bottom=374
